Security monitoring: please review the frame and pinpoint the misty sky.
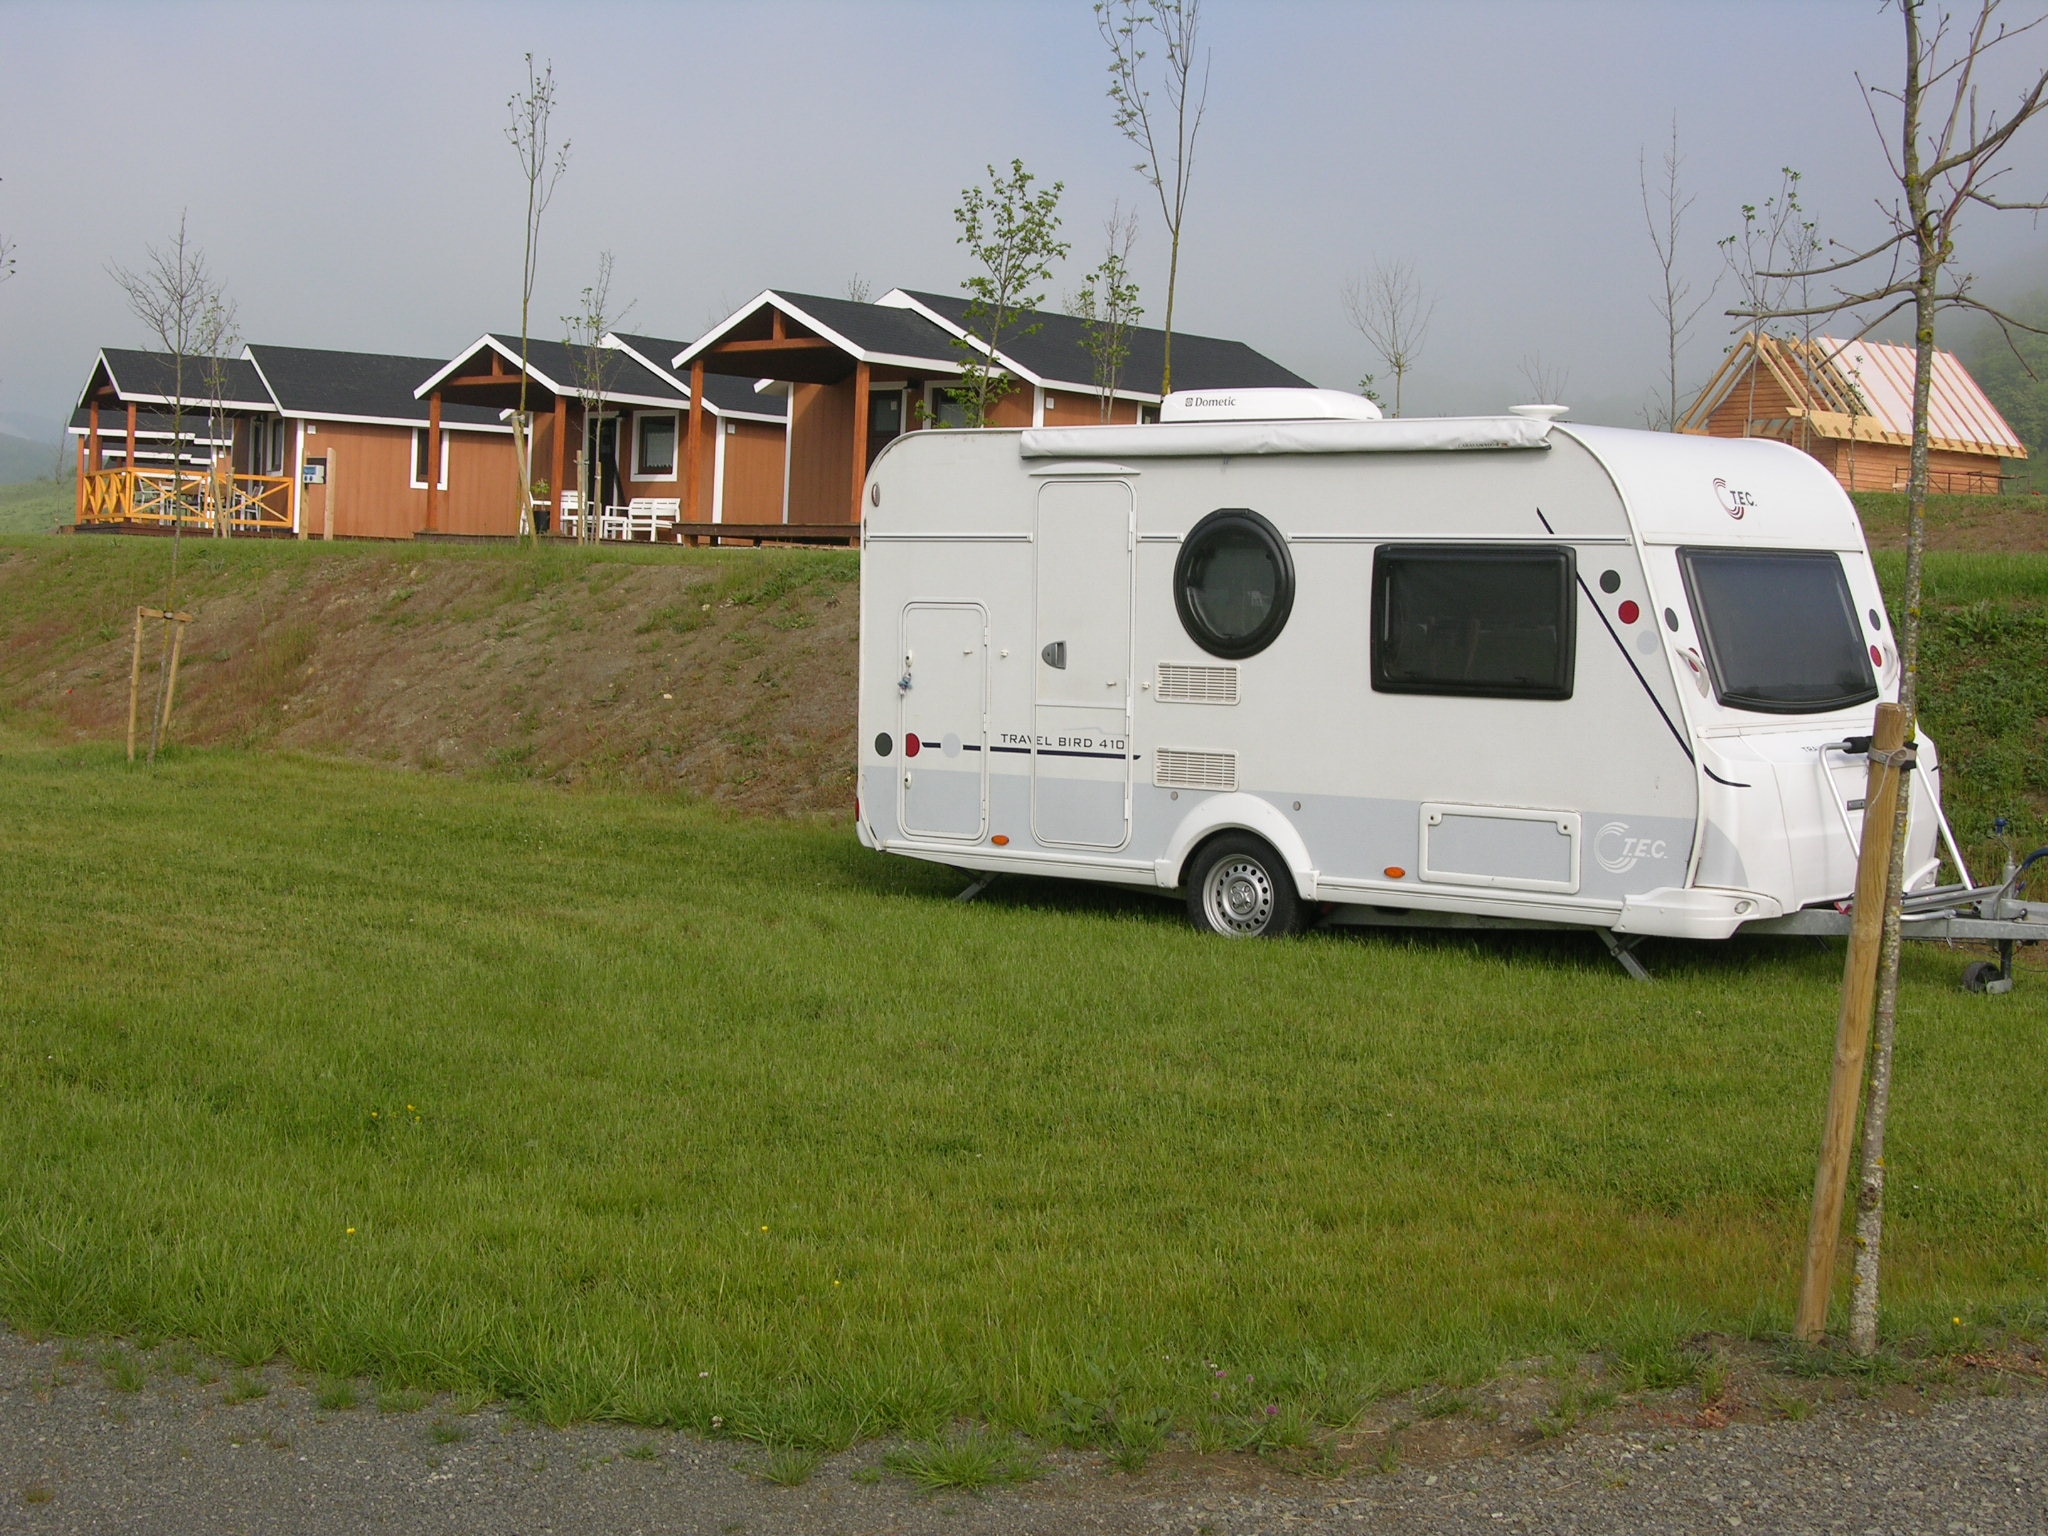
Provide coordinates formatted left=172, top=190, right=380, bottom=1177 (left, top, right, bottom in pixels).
left=4, top=0, right=2046, bottom=443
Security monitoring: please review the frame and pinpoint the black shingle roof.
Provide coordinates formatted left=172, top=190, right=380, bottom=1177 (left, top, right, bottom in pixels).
left=96, top=348, right=274, bottom=411
left=247, top=345, right=502, bottom=427
left=486, top=335, right=687, bottom=404
left=758, top=293, right=961, bottom=366
left=897, top=290, right=1312, bottom=395
left=611, top=333, right=787, bottom=419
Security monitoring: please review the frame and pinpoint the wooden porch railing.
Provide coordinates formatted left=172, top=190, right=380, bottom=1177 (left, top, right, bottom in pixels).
left=77, top=467, right=293, bottom=532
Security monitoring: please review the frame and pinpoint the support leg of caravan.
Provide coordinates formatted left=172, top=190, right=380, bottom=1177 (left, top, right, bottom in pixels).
left=955, top=873, right=1000, bottom=904
left=1598, top=928, right=1654, bottom=983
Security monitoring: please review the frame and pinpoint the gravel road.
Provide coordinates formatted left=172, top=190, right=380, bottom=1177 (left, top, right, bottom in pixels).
left=2, top=1331, right=2041, bottom=1534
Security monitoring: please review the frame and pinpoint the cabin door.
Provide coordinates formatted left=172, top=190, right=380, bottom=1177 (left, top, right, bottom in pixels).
left=1031, top=480, right=1135, bottom=848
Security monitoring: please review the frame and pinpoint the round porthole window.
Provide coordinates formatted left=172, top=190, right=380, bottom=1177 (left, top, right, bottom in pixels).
left=1174, top=508, right=1294, bottom=659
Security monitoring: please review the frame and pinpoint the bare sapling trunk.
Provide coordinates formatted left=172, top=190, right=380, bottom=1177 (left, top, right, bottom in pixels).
left=1639, top=116, right=1715, bottom=429
left=1096, top=0, right=1208, bottom=396
left=508, top=54, right=569, bottom=546
left=110, top=213, right=232, bottom=762
left=564, top=252, right=634, bottom=545
left=1733, top=0, right=2048, bottom=1354
left=1344, top=260, right=1435, bottom=417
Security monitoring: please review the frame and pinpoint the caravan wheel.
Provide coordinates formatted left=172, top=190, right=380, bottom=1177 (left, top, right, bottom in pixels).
left=1186, top=833, right=1304, bottom=939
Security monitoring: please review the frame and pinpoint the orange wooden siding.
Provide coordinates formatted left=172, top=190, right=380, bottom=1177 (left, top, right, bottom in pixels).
left=722, top=419, right=785, bottom=522
left=298, top=422, right=518, bottom=538
left=788, top=382, right=857, bottom=525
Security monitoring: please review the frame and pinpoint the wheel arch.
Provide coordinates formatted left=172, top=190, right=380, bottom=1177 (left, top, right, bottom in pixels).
left=1155, top=793, right=1318, bottom=900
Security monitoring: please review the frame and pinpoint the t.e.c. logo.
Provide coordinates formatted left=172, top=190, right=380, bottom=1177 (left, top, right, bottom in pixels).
left=1713, top=477, right=1756, bottom=519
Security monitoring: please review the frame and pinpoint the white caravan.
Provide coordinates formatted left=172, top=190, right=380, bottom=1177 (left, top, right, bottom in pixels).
left=854, top=391, right=1952, bottom=952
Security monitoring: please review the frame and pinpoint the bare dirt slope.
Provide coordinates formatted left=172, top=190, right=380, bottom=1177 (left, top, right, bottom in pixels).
left=0, top=538, right=858, bottom=817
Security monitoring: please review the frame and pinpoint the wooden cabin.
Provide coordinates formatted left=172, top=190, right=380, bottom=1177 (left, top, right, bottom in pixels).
left=246, top=345, right=512, bottom=538
left=671, top=289, right=1313, bottom=529
left=1679, top=331, right=2026, bottom=494
left=71, top=345, right=514, bottom=537
left=414, top=333, right=786, bottom=534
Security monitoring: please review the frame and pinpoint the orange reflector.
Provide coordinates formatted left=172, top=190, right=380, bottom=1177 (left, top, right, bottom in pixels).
left=1384, top=866, right=1407, bottom=879
left=992, top=834, right=1010, bottom=846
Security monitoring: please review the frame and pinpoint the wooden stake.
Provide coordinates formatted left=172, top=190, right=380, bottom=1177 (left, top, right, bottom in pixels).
left=157, top=613, right=190, bottom=752
left=323, top=446, right=336, bottom=541
left=1795, top=701, right=1909, bottom=1342
left=126, top=605, right=147, bottom=763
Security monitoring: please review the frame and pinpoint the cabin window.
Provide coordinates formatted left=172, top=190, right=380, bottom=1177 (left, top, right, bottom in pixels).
left=1678, top=547, right=1877, bottom=714
left=926, top=385, right=974, bottom=429
left=634, top=414, right=678, bottom=479
left=1371, top=545, right=1576, bottom=700
left=1174, top=508, right=1295, bottom=660
left=409, top=428, right=448, bottom=491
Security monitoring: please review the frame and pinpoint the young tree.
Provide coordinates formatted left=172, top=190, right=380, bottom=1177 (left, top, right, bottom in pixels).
left=942, top=159, right=1069, bottom=428
left=562, top=251, right=634, bottom=545
left=507, top=53, right=569, bottom=544
left=1068, top=204, right=1144, bottom=420
left=1344, top=260, right=1435, bottom=417
left=843, top=274, right=874, bottom=303
left=1096, top=0, right=1208, bottom=396
left=196, top=293, right=241, bottom=537
left=1516, top=352, right=1569, bottom=406
left=1719, top=169, right=1822, bottom=445
left=0, top=173, right=14, bottom=284
left=1736, top=0, right=2048, bottom=1356
left=109, top=213, right=232, bottom=757
left=1639, top=117, right=1716, bottom=430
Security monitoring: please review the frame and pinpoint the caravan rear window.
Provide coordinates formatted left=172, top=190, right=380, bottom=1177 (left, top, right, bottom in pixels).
left=1371, top=545, right=1576, bottom=700
left=1678, top=548, right=1877, bottom=714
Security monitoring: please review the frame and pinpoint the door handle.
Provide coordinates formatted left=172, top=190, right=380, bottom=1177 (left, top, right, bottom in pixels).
left=1040, top=641, right=1067, bottom=669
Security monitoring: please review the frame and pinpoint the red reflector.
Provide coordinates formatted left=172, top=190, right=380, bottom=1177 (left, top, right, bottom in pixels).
left=904, top=734, right=921, bottom=757
left=1617, top=600, right=1640, bottom=624
left=1871, top=645, right=1883, bottom=666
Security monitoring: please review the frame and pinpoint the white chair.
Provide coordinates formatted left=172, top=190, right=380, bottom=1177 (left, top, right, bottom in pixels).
left=635, top=497, right=681, bottom=541
left=598, top=501, right=633, bottom=541
left=558, top=490, right=582, bottom=538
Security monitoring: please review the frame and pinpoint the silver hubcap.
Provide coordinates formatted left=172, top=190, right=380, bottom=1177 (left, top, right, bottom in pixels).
left=1203, top=856, right=1276, bottom=936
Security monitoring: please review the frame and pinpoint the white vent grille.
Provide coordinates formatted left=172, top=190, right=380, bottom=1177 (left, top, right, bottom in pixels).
left=1156, top=662, right=1240, bottom=704
left=1154, top=748, right=1238, bottom=792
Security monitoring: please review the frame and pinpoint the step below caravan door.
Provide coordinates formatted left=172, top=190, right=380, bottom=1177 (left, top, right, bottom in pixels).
left=1032, top=480, right=1135, bottom=849
left=897, top=602, right=989, bottom=841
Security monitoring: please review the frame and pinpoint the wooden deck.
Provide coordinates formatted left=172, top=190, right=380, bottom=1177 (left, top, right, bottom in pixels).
left=77, top=468, right=293, bottom=533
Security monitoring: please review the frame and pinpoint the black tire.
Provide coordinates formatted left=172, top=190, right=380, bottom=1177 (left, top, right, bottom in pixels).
left=1184, top=832, right=1304, bottom=938
left=1961, top=959, right=2002, bottom=994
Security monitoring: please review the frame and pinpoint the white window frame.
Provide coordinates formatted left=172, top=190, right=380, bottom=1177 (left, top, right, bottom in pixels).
left=410, top=427, right=449, bottom=491
left=632, top=411, right=680, bottom=482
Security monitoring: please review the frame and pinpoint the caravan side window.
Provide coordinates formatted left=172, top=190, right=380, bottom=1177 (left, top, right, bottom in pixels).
left=1174, top=508, right=1295, bottom=659
left=1371, top=545, right=1576, bottom=700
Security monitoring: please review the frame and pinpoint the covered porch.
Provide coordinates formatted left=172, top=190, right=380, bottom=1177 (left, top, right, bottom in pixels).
left=672, top=291, right=968, bottom=531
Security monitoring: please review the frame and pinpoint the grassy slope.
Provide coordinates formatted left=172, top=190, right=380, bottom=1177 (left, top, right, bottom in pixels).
left=1873, top=552, right=2048, bottom=877
left=0, top=535, right=858, bottom=816
left=0, top=479, right=75, bottom=535
left=0, top=737, right=2040, bottom=1442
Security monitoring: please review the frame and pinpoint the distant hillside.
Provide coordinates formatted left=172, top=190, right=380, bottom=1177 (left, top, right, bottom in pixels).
left=0, top=433, right=63, bottom=485
left=1957, top=292, right=2048, bottom=492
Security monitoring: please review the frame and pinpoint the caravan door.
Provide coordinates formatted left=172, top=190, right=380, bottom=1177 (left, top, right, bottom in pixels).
left=897, top=602, right=989, bottom=840
left=1031, top=480, right=1134, bottom=848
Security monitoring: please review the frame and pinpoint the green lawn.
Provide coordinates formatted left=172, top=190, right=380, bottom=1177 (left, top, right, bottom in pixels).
left=0, top=738, right=2041, bottom=1442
